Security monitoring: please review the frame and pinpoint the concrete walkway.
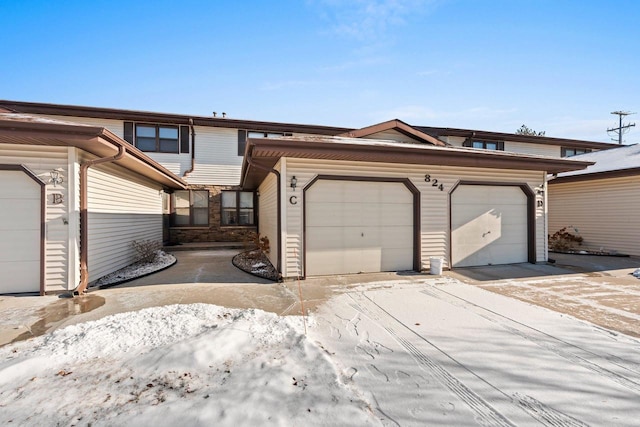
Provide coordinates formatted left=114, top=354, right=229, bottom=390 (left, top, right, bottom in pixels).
left=1, top=250, right=639, bottom=346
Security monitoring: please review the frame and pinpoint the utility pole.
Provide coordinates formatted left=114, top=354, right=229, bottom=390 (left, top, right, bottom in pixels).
left=607, top=111, right=635, bottom=145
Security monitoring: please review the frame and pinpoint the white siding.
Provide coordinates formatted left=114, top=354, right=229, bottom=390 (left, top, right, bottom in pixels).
left=85, top=156, right=163, bottom=281
left=257, top=168, right=279, bottom=269
left=282, top=158, right=545, bottom=278
left=0, top=143, right=71, bottom=293
left=505, top=141, right=560, bottom=157
left=548, top=175, right=640, bottom=256
left=444, top=136, right=561, bottom=157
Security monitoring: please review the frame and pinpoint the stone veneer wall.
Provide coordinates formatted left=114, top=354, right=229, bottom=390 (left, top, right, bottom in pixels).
left=169, top=185, right=257, bottom=244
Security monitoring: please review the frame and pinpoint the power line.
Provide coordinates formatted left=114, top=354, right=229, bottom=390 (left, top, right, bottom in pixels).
left=607, top=111, right=635, bottom=145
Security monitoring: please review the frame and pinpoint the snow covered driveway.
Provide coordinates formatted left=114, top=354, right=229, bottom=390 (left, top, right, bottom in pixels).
left=310, top=277, right=640, bottom=426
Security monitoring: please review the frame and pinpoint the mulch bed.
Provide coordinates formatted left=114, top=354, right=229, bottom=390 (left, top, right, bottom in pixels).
left=232, top=249, right=280, bottom=281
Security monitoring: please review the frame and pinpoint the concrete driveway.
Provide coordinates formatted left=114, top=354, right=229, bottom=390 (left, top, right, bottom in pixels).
left=1, top=250, right=639, bottom=346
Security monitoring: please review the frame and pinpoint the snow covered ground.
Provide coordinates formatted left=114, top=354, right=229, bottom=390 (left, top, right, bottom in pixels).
left=2, top=277, right=640, bottom=426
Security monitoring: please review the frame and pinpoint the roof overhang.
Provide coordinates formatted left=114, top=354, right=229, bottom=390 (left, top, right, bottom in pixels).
left=0, top=114, right=187, bottom=189
left=418, top=126, right=616, bottom=151
left=549, top=167, right=640, bottom=185
left=339, top=119, right=446, bottom=146
left=241, top=136, right=594, bottom=189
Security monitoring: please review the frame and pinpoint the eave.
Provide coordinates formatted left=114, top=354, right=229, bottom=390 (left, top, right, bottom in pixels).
left=340, top=119, right=446, bottom=146
left=0, top=116, right=187, bottom=189
left=241, top=136, right=594, bottom=189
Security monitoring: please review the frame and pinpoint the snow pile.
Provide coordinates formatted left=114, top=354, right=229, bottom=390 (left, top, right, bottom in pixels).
left=93, top=251, right=176, bottom=287
left=633, top=268, right=640, bottom=278
left=0, top=304, right=376, bottom=426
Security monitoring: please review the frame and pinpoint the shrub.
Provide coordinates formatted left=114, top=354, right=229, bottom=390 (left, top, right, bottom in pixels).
left=548, top=226, right=583, bottom=252
left=245, top=232, right=270, bottom=254
left=131, top=240, right=162, bottom=263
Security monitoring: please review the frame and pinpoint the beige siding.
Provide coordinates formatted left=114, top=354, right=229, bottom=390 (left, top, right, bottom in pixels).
left=548, top=175, right=640, bottom=256
left=364, top=130, right=425, bottom=144
left=85, top=157, right=163, bottom=281
left=282, top=158, right=545, bottom=278
left=0, top=143, right=71, bottom=293
left=257, top=168, right=279, bottom=269
left=182, top=126, right=242, bottom=185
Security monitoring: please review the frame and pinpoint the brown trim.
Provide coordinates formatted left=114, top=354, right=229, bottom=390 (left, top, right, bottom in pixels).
left=302, top=175, right=420, bottom=279
left=448, top=181, right=536, bottom=268
left=0, top=100, right=350, bottom=136
left=549, top=167, right=640, bottom=184
left=419, top=126, right=616, bottom=150
left=240, top=137, right=594, bottom=189
left=0, top=164, right=46, bottom=295
left=78, top=145, right=126, bottom=294
left=340, top=119, right=446, bottom=147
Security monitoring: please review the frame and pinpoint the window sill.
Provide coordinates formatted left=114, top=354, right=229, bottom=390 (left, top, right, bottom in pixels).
left=220, top=225, right=257, bottom=229
left=170, top=226, right=210, bottom=229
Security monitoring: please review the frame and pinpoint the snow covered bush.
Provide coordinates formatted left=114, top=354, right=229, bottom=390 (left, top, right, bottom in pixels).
left=548, top=226, right=583, bottom=252
left=131, top=239, right=162, bottom=263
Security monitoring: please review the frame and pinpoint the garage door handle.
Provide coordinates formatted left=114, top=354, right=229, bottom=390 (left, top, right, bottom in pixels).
left=483, top=231, right=491, bottom=237
left=361, top=232, right=364, bottom=237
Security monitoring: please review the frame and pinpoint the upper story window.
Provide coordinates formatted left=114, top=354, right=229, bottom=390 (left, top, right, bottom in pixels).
left=561, top=147, right=591, bottom=157
left=123, top=121, right=190, bottom=154
left=463, top=139, right=504, bottom=150
left=238, top=130, right=291, bottom=156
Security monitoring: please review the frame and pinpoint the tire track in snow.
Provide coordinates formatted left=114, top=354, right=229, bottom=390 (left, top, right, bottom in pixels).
left=420, top=286, right=640, bottom=395
left=348, top=293, right=515, bottom=427
left=513, top=393, right=588, bottom=427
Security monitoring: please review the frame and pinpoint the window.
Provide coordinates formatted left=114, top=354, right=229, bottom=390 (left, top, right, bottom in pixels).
left=463, top=139, right=504, bottom=150
left=561, top=147, right=591, bottom=157
left=171, top=190, right=209, bottom=226
left=237, top=130, right=290, bottom=156
left=221, top=191, right=255, bottom=226
left=123, top=122, right=189, bottom=153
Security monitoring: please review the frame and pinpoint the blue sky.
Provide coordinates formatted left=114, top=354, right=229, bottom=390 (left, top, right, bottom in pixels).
left=1, top=0, right=638, bottom=143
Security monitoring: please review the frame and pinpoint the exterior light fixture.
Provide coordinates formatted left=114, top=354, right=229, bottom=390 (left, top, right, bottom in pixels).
left=49, top=168, right=64, bottom=187
left=290, top=176, right=297, bottom=191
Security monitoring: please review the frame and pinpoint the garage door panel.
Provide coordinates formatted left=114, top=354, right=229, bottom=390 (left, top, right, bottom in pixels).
left=381, top=248, right=414, bottom=271
left=0, top=172, right=41, bottom=294
left=306, top=180, right=414, bottom=276
left=452, top=185, right=528, bottom=267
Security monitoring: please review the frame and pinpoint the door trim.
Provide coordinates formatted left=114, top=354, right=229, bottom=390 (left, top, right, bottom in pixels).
left=0, top=164, right=46, bottom=295
left=302, top=175, right=420, bottom=278
left=448, top=181, right=535, bottom=268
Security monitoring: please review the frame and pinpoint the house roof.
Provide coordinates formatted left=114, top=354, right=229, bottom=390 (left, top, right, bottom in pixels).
left=418, top=126, right=616, bottom=151
left=549, top=143, right=640, bottom=184
left=0, top=113, right=187, bottom=189
left=0, top=100, right=350, bottom=136
left=240, top=135, right=594, bottom=189
left=339, top=119, right=446, bottom=146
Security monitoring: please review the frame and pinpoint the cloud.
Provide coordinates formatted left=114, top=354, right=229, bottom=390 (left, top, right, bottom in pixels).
left=313, top=0, right=436, bottom=40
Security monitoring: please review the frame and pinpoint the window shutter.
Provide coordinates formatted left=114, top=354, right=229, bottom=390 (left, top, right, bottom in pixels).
left=238, top=130, right=247, bottom=156
left=123, top=122, right=134, bottom=144
left=180, top=125, right=190, bottom=153
left=462, top=138, right=472, bottom=148
left=497, top=141, right=505, bottom=151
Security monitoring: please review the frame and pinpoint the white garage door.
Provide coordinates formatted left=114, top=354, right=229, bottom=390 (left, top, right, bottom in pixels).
left=306, top=180, right=414, bottom=276
left=451, top=185, right=528, bottom=267
left=0, top=170, right=41, bottom=294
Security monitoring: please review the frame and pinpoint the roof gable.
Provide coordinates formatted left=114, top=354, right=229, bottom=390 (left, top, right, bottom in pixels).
left=339, top=119, right=446, bottom=146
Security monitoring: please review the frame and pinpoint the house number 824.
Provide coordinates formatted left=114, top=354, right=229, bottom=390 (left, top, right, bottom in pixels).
left=424, top=174, right=444, bottom=191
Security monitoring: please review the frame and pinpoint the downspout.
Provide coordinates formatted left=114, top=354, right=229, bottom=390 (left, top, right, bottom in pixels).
left=183, top=118, right=196, bottom=177
left=76, top=144, right=126, bottom=294
left=244, top=144, right=282, bottom=274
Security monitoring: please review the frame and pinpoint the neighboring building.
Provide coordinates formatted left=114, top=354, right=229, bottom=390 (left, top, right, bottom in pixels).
left=548, top=144, right=640, bottom=257
left=0, top=113, right=186, bottom=295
